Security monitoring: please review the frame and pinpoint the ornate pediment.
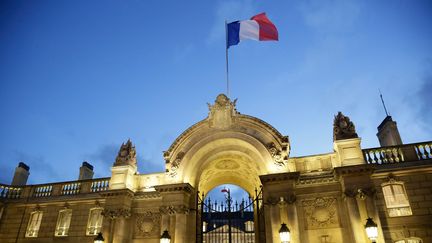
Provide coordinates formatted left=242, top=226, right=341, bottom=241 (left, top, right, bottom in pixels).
left=207, top=94, right=238, bottom=129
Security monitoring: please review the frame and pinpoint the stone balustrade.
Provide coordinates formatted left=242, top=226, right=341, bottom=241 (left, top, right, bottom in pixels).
left=0, top=177, right=109, bottom=200
left=0, top=184, right=23, bottom=199
left=363, top=141, right=432, bottom=165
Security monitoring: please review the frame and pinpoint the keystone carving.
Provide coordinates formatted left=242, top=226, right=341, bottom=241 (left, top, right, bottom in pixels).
left=333, top=112, right=358, bottom=141
left=114, top=139, right=137, bottom=166
left=102, top=208, right=131, bottom=219
left=267, top=142, right=288, bottom=167
left=134, top=211, right=161, bottom=238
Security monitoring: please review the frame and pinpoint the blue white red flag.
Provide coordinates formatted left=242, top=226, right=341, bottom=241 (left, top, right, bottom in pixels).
left=227, top=13, right=278, bottom=48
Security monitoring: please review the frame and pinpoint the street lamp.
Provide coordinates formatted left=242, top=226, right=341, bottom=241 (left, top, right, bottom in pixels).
left=94, top=232, right=104, bottom=243
left=279, top=223, right=290, bottom=243
left=365, top=217, right=378, bottom=243
left=160, top=230, right=171, bottom=243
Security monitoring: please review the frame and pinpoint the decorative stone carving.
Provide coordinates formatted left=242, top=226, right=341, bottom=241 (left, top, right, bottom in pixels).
left=159, top=205, right=176, bottom=215
left=114, top=139, right=137, bottom=166
left=267, top=142, right=288, bottom=167
left=333, top=112, right=358, bottom=141
left=166, top=151, right=185, bottom=178
left=174, top=205, right=190, bottom=214
left=302, top=197, right=339, bottom=229
left=134, top=211, right=161, bottom=238
left=102, top=208, right=131, bottom=219
left=207, top=94, right=238, bottom=129
left=344, top=187, right=376, bottom=199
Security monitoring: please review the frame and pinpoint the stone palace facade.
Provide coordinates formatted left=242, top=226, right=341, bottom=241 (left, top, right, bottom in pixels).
left=0, top=94, right=431, bottom=243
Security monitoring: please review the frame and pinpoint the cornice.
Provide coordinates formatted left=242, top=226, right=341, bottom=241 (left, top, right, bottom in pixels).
left=260, top=172, right=300, bottom=184
left=154, top=183, right=194, bottom=193
left=334, top=164, right=374, bottom=177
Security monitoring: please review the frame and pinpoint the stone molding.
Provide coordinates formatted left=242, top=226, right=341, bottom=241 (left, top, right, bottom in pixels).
left=334, top=164, right=374, bottom=177
left=159, top=205, right=190, bottom=215
left=100, top=189, right=134, bottom=199
left=102, top=208, right=131, bottom=219
left=260, top=172, right=300, bottom=184
left=154, top=183, right=194, bottom=194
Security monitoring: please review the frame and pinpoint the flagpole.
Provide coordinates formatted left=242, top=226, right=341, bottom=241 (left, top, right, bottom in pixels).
left=225, top=20, right=230, bottom=98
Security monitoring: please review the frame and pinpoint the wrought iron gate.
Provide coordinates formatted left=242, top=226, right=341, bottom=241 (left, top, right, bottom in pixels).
left=196, top=187, right=265, bottom=243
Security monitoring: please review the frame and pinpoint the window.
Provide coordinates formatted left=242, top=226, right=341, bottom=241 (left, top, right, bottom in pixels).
left=382, top=179, right=412, bottom=217
left=245, top=220, right=254, bottom=232
left=86, top=208, right=103, bottom=235
left=55, top=209, right=72, bottom=236
left=395, top=237, right=422, bottom=243
left=25, top=211, right=43, bottom=237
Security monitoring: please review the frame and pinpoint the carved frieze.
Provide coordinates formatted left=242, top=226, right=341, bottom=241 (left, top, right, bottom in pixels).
left=159, top=205, right=190, bottom=215
left=102, top=208, right=131, bottom=219
left=302, top=197, right=339, bottom=229
left=134, top=211, right=161, bottom=238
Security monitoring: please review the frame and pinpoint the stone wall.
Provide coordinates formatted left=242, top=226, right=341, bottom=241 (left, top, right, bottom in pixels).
left=373, top=171, right=432, bottom=243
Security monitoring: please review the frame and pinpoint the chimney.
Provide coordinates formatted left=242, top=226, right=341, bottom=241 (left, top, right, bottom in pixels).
left=79, top=161, right=94, bottom=180
left=11, top=162, right=30, bottom=186
left=377, top=116, right=403, bottom=147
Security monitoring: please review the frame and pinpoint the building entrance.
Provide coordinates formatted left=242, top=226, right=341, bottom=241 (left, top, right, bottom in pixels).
left=196, top=186, right=265, bottom=243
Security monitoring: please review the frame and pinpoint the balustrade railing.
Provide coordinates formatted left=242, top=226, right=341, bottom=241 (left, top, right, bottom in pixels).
left=0, top=184, right=23, bottom=199
left=363, top=141, right=432, bottom=165
left=0, top=177, right=110, bottom=200
left=90, top=178, right=109, bottom=192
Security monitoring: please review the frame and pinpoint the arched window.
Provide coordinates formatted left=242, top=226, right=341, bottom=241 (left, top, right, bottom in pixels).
left=25, top=210, right=43, bottom=237
left=55, top=209, right=72, bottom=236
left=382, top=179, right=412, bottom=217
left=86, top=208, right=104, bottom=235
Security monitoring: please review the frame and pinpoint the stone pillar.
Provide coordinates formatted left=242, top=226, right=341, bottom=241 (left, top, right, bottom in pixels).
left=260, top=172, right=300, bottom=243
left=335, top=165, right=379, bottom=243
left=174, top=208, right=188, bottom=243
left=155, top=183, right=195, bottom=243
left=101, top=190, right=134, bottom=243
left=333, top=138, right=365, bottom=166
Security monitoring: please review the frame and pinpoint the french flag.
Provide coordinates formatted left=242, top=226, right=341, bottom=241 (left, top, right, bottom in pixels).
left=227, top=13, right=278, bottom=48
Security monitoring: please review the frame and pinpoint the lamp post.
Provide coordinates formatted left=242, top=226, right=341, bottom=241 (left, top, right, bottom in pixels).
left=365, top=217, right=378, bottom=243
left=160, top=230, right=171, bottom=243
left=279, top=223, right=290, bottom=243
left=94, top=232, right=105, bottom=243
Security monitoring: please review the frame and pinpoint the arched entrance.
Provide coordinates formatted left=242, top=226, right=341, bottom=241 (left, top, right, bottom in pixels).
left=197, top=184, right=260, bottom=243
left=163, top=94, right=291, bottom=242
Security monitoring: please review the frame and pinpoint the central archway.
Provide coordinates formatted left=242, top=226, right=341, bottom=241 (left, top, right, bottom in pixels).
left=163, top=94, right=291, bottom=196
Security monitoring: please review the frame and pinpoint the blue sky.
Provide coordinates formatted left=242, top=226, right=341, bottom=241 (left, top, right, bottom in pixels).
left=1, top=0, right=431, bottom=187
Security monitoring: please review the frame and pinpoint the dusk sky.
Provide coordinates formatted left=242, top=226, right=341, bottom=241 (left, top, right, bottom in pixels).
left=1, top=0, right=431, bottom=197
